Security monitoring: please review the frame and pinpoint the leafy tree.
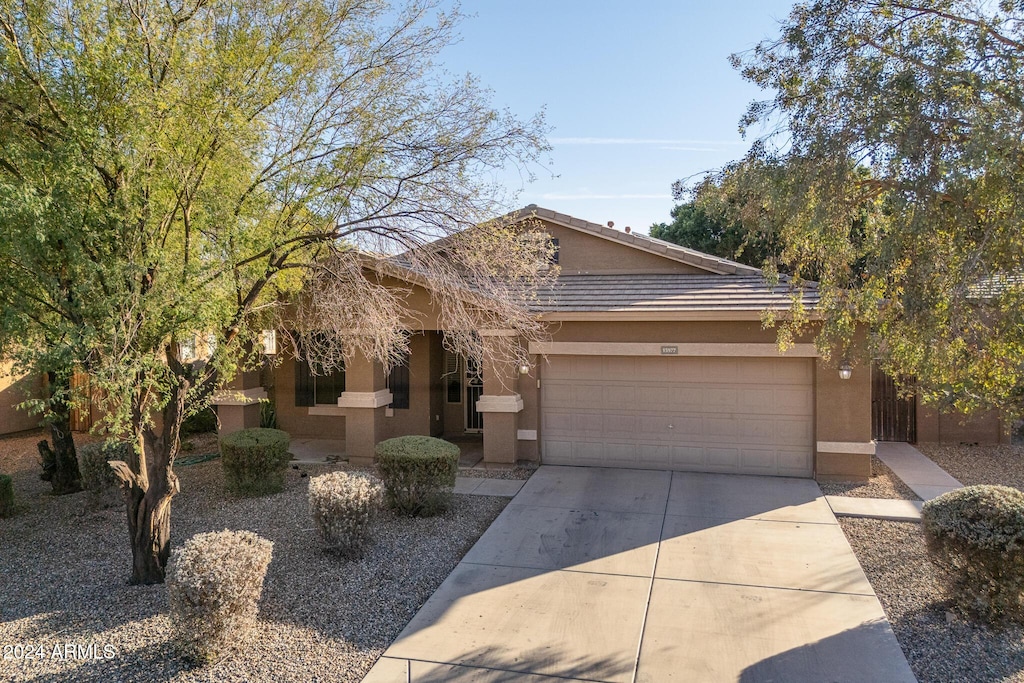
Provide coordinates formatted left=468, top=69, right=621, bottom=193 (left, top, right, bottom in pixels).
left=650, top=201, right=775, bottom=268
left=690, top=0, right=1024, bottom=420
left=0, top=0, right=550, bottom=584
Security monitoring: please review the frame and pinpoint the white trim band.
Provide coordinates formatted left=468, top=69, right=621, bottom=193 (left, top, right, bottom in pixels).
left=211, top=387, right=267, bottom=406
left=817, top=441, right=876, bottom=455
left=476, top=394, right=524, bottom=413
left=308, top=406, right=346, bottom=416
left=527, top=342, right=819, bottom=358
left=337, top=389, right=394, bottom=409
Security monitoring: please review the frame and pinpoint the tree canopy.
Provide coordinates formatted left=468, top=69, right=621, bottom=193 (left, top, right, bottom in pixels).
left=688, top=0, right=1024, bottom=421
left=649, top=201, right=777, bottom=268
left=0, top=0, right=551, bottom=582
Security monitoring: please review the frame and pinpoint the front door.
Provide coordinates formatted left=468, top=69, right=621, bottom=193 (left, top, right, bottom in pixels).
left=465, top=357, right=484, bottom=432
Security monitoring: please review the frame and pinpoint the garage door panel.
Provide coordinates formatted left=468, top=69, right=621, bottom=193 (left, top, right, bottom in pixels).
left=604, top=385, right=637, bottom=406
left=542, top=410, right=574, bottom=434
left=543, top=383, right=575, bottom=408
left=541, top=356, right=813, bottom=477
left=670, top=445, right=705, bottom=468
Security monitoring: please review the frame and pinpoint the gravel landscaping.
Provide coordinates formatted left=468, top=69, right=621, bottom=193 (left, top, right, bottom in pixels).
left=916, top=442, right=1024, bottom=490
left=0, top=429, right=511, bottom=682
left=842, top=517, right=1024, bottom=682
left=818, top=455, right=919, bottom=500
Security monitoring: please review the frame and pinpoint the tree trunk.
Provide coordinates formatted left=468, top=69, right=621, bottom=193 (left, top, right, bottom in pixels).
left=39, top=372, right=82, bottom=495
left=111, top=365, right=187, bottom=585
left=125, top=478, right=175, bottom=584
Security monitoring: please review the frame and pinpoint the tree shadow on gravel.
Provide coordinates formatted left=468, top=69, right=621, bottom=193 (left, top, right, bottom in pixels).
left=20, top=640, right=185, bottom=683
left=890, top=602, right=1024, bottom=683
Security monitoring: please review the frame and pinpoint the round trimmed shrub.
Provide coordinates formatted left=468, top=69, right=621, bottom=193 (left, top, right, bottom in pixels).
left=220, top=428, right=291, bottom=496
left=922, top=484, right=1024, bottom=623
left=375, top=435, right=459, bottom=516
left=167, top=529, right=274, bottom=664
left=308, top=471, right=384, bottom=558
left=78, top=441, right=132, bottom=500
left=0, top=474, right=15, bottom=517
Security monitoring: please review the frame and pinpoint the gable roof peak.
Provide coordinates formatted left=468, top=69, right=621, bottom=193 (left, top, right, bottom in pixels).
left=504, top=205, right=761, bottom=276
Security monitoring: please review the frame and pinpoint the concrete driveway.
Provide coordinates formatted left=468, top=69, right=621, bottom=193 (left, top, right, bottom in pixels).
left=364, top=466, right=916, bottom=683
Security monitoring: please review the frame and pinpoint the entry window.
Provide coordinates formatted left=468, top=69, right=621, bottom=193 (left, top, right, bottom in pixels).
left=388, top=354, right=410, bottom=410
left=549, top=237, right=560, bottom=265
left=294, top=337, right=346, bottom=407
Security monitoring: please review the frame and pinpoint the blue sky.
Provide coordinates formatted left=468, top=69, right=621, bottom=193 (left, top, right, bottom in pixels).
left=440, top=1, right=797, bottom=233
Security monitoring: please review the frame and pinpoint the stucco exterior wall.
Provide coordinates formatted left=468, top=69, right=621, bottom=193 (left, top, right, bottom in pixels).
left=273, top=354, right=346, bottom=440
left=538, top=220, right=706, bottom=275
left=0, top=362, right=40, bottom=435
left=916, top=403, right=1009, bottom=444
left=382, top=333, right=434, bottom=439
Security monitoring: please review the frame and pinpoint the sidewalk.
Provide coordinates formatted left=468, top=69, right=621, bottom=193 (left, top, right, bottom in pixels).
left=826, top=442, right=963, bottom=522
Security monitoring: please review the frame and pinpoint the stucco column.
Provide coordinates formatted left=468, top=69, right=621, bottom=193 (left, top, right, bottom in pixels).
left=478, top=331, right=524, bottom=465
left=340, top=350, right=392, bottom=464
left=212, top=367, right=266, bottom=436
left=814, top=358, right=874, bottom=481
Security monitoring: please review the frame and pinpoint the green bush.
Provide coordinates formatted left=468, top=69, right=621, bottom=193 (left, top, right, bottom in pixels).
left=922, top=484, right=1024, bottom=623
left=79, top=441, right=131, bottom=508
left=0, top=474, right=15, bottom=517
left=220, top=428, right=291, bottom=496
left=182, top=407, right=218, bottom=436
left=259, top=400, right=277, bottom=429
left=375, top=435, right=459, bottom=516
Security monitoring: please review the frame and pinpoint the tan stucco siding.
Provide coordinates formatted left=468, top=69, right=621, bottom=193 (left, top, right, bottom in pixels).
left=916, top=404, right=1009, bottom=444
left=382, top=333, right=435, bottom=439
left=273, top=355, right=346, bottom=440
left=538, top=221, right=707, bottom=275
left=547, top=320, right=802, bottom=345
left=0, top=362, right=40, bottom=435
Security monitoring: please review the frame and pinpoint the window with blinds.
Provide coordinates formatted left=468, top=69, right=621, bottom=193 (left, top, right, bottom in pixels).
left=388, top=354, right=410, bottom=409
left=444, top=351, right=461, bottom=403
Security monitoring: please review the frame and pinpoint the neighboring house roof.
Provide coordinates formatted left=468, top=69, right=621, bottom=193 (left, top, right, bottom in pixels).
left=534, top=273, right=818, bottom=320
left=507, top=205, right=762, bottom=276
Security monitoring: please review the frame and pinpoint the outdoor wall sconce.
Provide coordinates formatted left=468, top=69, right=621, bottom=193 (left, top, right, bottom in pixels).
left=261, top=329, right=277, bottom=355
left=519, top=363, right=531, bottom=375
left=839, top=361, right=852, bottom=381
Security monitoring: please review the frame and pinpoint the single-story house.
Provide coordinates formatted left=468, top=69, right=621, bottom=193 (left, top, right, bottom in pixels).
left=210, top=206, right=1017, bottom=481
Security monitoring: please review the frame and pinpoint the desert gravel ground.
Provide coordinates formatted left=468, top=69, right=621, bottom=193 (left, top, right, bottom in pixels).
left=0, top=429, right=510, bottom=682
left=916, top=442, right=1024, bottom=490
left=818, top=455, right=920, bottom=500
left=842, top=517, right=1024, bottom=682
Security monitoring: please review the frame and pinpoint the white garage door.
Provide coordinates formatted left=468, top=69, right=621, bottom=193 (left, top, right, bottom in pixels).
left=541, top=355, right=814, bottom=477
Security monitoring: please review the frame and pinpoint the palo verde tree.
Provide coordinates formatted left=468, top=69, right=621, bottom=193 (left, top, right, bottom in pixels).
left=689, top=0, right=1024, bottom=421
left=0, top=0, right=551, bottom=584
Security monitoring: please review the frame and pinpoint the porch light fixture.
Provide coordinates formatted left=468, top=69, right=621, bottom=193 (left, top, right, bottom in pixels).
left=839, top=361, right=852, bottom=381
left=519, top=363, right=531, bottom=375
left=261, top=329, right=277, bottom=355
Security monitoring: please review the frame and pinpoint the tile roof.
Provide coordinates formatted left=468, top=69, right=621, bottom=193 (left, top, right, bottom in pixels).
left=534, top=273, right=818, bottom=314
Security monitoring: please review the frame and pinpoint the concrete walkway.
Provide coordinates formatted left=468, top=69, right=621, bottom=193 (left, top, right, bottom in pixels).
left=363, top=466, right=915, bottom=683
left=875, top=442, right=963, bottom=500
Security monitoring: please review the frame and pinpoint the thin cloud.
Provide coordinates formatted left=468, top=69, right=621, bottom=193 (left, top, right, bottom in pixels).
left=659, top=146, right=721, bottom=152
left=540, top=192, right=671, bottom=200
left=550, top=136, right=745, bottom=146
